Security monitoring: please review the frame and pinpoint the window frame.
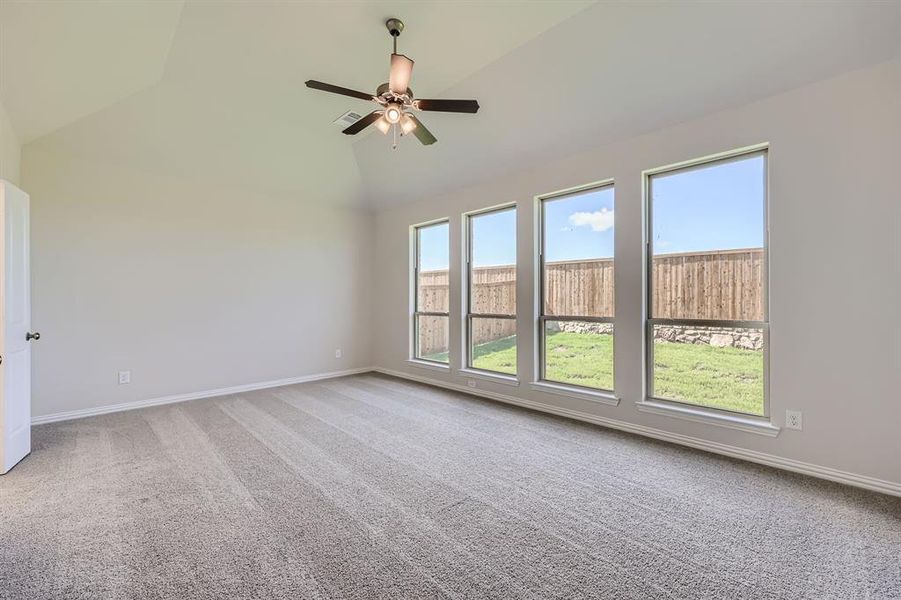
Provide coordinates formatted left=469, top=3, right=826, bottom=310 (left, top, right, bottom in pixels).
left=537, top=180, right=616, bottom=393
left=644, top=145, right=770, bottom=418
left=464, top=204, right=518, bottom=376
left=411, top=219, right=450, bottom=365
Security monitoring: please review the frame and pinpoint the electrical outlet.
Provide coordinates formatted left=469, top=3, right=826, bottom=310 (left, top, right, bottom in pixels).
left=335, top=349, right=343, bottom=359
left=118, top=371, right=131, bottom=385
left=467, top=380, right=477, bottom=388
left=785, top=410, right=803, bottom=430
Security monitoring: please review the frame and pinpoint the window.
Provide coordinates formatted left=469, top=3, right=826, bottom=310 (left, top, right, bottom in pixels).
left=413, top=221, right=450, bottom=363
left=466, top=206, right=517, bottom=376
left=647, top=149, right=768, bottom=416
left=539, top=183, right=615, bottom=391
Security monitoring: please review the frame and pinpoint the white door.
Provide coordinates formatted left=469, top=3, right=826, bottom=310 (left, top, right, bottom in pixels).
left=1, top=180, right=33, bottom=474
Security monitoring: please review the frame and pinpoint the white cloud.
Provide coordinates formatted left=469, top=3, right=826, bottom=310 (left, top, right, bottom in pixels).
left=569, top=208, right=614, bottom=232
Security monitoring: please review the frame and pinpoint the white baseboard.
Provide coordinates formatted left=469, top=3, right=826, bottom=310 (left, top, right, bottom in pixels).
left=373, top=367, right=901, bottom=498
left=31, top=367, right=374, bottom=425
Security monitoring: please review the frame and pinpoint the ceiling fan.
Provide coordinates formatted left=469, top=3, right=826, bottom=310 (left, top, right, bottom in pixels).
left=305, top=18, right=480, bottom=148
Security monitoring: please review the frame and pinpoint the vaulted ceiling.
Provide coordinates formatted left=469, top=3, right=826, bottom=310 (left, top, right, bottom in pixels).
left=2, top=1, right=899, bottom=209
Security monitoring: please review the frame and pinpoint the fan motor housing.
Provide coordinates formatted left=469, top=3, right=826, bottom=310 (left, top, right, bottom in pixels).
left=376, top=82, right=412, bottom=101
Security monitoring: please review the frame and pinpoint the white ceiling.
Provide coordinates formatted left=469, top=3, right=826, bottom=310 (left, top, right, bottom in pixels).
left=1, top=0, right=591, bottom=204
left=2, top=1, right=899, bottom=209
left=0, top=0, right=183, bottom=142
left=354, top=0, right=901, bottom=207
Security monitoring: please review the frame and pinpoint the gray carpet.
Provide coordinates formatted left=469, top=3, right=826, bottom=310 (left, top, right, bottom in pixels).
left=1, top=373, right=899, bottom=599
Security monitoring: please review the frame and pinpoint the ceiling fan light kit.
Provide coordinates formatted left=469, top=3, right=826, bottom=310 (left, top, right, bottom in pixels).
left=384, top=103, right=402, bottom=124
left=305, top=18, right=480, bottom=149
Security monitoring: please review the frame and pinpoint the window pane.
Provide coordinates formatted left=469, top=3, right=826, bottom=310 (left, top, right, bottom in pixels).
left=470, top=209, right=516, bottom=315
left=543, top=320, right=613, bottom=391
left=650, top=154, right=765, bottom=320
left=543, top=187, right=614, bottom=317
left=652, top=324, right=764, bottom=416
left=470, top=317, right=516, bottom=375
left=416, top=315, right=449, bottom=363
left=417, top=223, right=449, bottom=312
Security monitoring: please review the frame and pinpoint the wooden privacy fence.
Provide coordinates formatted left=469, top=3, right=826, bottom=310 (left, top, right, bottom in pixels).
left=417, top=248, right=763, bottom=355
left=651, top=249, right=763, bottom=321
left=544, top=258, right=614, bottom=317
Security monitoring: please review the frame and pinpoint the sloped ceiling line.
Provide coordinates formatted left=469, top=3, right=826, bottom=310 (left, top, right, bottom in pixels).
left=3, top=1, right=899, bottom=210
left=0, top=0, right=185, bottom=143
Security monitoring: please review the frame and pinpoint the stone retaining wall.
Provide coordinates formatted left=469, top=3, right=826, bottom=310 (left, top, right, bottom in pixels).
left=551, top=321, right=763, bottom=350
left=654, top=325, right=763, bottom=350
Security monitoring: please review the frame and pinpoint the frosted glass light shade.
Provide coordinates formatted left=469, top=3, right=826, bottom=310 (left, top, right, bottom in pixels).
left=385, top=104, right=402, bottom=124
left=374, top=117, right=391, bottom=134
left=400, top=114, right=417, bottom=135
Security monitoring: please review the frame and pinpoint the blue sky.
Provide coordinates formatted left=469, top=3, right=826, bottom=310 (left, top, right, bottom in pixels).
left=652, top=155, right=765, bottom=254
left=418, top=222, right=449, bottom=271
left=545, top=187, right=615, bottom=262
left=418, top=153, right=764, bottom=269
left=472, top=208, right=517, bottom=267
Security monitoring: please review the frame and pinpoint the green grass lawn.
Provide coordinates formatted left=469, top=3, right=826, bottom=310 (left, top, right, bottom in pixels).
left=427, top=330, right=764, bottom=415
left=543, top=330, right=614, bottom=391
left=424, top=336, right=517, bottom=375
left=470, top=336, right=517, bottom=375
left=652, top=337, right=764, bottom=415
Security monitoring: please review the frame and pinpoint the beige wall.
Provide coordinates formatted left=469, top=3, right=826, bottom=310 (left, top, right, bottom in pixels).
left=371, top=60, right=901, bottom=486
left=0, top=100, right=20, bottom=184
left=22, top=146, right=373, bottom=418
left=14, top=58, right=901, bottom=490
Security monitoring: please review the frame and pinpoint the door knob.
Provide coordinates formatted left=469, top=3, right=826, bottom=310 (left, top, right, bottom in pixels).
left=26, top=331, right=40, bottom=341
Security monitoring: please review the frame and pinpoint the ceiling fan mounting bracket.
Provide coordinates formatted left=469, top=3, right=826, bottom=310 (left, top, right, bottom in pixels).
left=385, top=18, right=404, bottom=37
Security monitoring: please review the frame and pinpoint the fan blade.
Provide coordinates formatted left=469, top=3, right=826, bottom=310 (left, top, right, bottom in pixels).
left=408, top=115, right=437, bottom=145
left=305, top=80, right=374, bottom=101
left=416, top=99, right=480, bottom=113
left=389, top=54, right=414, bottom=94
left=342, top=111, right=382, bottom=135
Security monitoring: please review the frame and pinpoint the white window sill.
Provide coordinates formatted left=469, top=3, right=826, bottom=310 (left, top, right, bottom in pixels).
left=530, top=381, right=620, bottom=406
left=636, top=399, right=780, bottom=437
left=457, top=368, right=520, bottom=387
left=406, top=359, right=450, bottom=372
